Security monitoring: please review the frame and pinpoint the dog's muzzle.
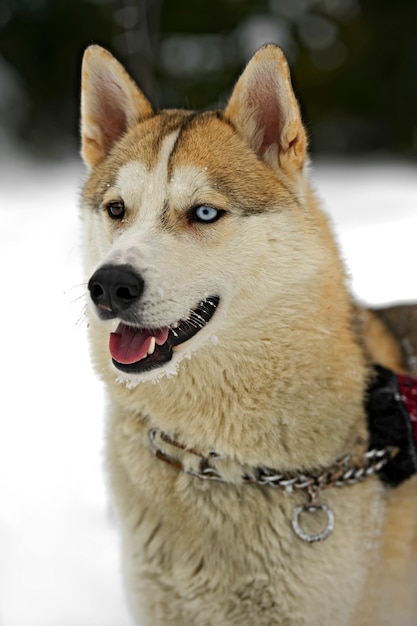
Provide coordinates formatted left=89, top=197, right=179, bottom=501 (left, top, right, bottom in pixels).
left=88, top=263, right=219, bottom=374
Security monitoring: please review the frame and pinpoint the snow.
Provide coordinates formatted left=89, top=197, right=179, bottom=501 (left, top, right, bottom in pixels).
left=0, top=153, right=416, bottom=626
left=313, top=160, right=417, bottom=303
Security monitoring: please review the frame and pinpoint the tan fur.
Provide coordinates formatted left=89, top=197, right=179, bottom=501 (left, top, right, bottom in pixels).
left=80, top=44, right=417, bottom=625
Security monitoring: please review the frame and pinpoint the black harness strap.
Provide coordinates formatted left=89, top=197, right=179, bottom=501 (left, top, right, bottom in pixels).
left=367, top=365, right=417, bottom=486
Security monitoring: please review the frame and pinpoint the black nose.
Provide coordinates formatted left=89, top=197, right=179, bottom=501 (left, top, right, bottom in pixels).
left=88, top=264, right=144, bottom=318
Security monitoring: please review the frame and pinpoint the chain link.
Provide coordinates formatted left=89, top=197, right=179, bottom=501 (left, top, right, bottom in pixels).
left=243, top=447, right=397, bottom=494
left=149, top=427, right=397, bottom=493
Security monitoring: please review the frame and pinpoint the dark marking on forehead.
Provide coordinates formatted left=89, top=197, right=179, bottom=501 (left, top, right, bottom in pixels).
left=159, top=197, right=171, bottom=228
left=122, top=110, right=194, bottom=170
left=166, top=110, right=229, bottom=177
left=165, top=112, right=201, bottom=174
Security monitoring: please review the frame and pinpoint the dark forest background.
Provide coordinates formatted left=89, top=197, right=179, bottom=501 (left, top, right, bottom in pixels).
left=1, top=0, right=416, bottom=159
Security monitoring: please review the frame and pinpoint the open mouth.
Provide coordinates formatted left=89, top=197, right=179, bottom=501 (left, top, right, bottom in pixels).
left=109, top=296, right=220, bottom=374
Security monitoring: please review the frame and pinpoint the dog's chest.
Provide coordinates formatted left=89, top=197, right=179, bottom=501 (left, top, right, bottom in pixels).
left=110, top=418, right=382, bottom=626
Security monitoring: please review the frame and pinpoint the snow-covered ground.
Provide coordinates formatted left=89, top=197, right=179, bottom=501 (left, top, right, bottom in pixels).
left=0, top=153, right=416, bottom=626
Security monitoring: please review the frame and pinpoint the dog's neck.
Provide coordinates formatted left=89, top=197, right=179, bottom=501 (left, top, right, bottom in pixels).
left=109, top=296, right=369, bottom=472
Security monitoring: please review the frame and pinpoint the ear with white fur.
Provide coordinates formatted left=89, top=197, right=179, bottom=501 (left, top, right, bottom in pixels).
left=224, top=44, right=307, bottom=173
left=81, top=45, right=154, bottom=169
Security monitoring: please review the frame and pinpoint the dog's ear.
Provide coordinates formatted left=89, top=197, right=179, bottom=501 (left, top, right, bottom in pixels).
left=81, top=45, right=154, bottom=169
left=225, top=45, right=307, bottom=173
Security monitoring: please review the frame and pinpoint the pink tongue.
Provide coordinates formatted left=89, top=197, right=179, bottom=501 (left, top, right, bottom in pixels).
left=109, top=323, right=169, bottom=364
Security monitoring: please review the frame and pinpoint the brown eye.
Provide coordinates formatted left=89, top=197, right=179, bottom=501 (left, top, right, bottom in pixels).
left=106, top=200, right=125, bottom=220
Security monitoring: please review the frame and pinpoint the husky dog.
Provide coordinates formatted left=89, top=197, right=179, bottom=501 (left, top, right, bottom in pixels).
left=80, top=44, right=417, bottom=625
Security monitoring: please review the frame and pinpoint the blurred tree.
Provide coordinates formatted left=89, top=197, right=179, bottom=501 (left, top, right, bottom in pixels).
left=0, top=0, right=119, bottom=155
left=0, top=0, right=416, bottom=158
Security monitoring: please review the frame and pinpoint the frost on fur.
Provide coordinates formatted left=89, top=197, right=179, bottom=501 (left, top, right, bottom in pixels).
left=116, top=359, right=181, bottom=388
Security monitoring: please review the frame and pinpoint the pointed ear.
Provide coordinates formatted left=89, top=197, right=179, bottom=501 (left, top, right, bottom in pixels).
left=80, top=45, right=154, bottom=169
left=224, top=45, right=307, bottom=173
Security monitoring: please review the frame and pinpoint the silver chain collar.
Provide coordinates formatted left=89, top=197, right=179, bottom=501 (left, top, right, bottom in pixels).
left=149, top=427, right=398, bottom=543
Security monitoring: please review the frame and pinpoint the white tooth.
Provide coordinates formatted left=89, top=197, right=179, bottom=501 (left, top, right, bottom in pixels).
left=172, top=321, right=180, bottom=329
left=147, top=336, right=156, bottom=355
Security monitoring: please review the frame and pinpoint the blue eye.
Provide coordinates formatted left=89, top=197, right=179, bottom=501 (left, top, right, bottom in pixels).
left=192, top=205, right=222, bottom=223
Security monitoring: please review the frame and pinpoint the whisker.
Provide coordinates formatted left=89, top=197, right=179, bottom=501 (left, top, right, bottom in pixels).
left=75, top=304, right=89, bottom=329
left=188, top=312, right=207, bottom=328
left=63, top=282, right=88, bottom=296
left=69, top=293, right=87, bottom=307
left=64, top=283, right=90, bottom=330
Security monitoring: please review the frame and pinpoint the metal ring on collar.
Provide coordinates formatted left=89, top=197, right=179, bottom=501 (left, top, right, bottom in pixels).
left=291, top=502, right=335, bottom=543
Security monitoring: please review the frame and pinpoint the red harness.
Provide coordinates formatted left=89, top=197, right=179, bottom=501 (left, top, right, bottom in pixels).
left=398, top=373, right=417, bottom=441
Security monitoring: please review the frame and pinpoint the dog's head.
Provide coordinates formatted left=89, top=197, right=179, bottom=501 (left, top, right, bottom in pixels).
left=80, top=44, right=331, bottom=384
